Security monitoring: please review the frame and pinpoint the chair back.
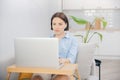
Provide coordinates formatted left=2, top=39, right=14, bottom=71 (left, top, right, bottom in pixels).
left=76, top=43, right=97, bottom=80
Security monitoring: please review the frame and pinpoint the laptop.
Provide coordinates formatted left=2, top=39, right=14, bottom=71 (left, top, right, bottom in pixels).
left=14, top=37, right=61, bottom=69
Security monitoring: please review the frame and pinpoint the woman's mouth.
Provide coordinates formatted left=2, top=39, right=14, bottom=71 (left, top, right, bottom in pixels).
left=55, top=30, right=60, bottom=32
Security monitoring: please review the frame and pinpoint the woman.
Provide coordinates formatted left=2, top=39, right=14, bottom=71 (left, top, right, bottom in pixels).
left=50, top=12, right=78, bottom=80
left=19, top=12, right=78, bottom=80
left=50, top=12, right=78, bottom=64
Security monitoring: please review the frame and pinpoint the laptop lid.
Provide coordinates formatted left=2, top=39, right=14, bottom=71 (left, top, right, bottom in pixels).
left=14, top=37, right=59, bottom=68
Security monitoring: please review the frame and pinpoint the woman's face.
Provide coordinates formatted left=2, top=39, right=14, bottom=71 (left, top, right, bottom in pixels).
left=52, top=17, right=67, bottom=35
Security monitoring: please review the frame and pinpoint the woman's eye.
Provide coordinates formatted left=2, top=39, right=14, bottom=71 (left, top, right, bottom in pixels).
left=59, top=23, right=62, bottom=25
left=53, top=23, right=56, bottom=25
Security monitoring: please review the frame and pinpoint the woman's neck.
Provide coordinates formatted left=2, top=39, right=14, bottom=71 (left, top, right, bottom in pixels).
left=55, top=32, right=65, bottom=39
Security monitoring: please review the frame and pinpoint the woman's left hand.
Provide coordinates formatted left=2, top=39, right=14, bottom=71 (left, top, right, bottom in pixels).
left=59, top=58, right=70, bottom=64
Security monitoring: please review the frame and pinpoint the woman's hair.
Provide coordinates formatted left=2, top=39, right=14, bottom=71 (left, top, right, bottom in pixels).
left=51, top=12, right=69, bottom=31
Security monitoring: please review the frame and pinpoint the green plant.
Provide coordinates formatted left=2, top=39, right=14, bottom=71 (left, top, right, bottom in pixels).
left=70, top=16, right=107, bottom=43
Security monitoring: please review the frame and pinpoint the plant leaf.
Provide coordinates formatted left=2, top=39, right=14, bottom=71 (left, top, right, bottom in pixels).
left=74, top=34, right=83, bottom=37
left=94, top=32, right=103, bottom=41
left=74, top=34, right=84, bottom=42
left=87, top=32, right=103, bottom=43
left=102, top=20, right=107, bottom=29
left=70, top=16, right=88, bottom=25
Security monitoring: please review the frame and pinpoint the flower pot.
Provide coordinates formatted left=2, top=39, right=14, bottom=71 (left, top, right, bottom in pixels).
left=94, top=18, right=101, bottom=30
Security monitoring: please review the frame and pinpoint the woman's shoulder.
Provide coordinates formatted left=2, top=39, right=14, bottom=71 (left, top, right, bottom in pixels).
left=66, top=32, right=78, bottom=41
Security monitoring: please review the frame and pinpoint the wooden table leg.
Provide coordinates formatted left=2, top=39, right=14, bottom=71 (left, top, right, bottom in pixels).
left=7, top=72, right=11, bottom=80
left=75, top=69, right=81, bottom=80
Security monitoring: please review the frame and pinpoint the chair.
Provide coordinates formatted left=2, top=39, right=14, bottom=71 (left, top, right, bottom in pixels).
left=76, top=43, right=97, bottom=80
left=95, top=59, right=101, bottom=80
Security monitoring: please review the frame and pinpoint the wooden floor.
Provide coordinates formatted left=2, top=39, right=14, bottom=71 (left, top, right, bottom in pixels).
left=96, top=59, right=120, bottom=80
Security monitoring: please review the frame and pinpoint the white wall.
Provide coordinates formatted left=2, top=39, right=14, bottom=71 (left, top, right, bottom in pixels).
left=71, top=31, right=120, bottom=59
left=0, top=0, right=61, bottom=79
left=63, top=10, right=120, bottom=29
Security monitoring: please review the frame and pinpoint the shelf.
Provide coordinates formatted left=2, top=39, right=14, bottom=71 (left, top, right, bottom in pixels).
left=62, top=0, right=120, bottom=10
left=69, top=28, right=120, bottom=33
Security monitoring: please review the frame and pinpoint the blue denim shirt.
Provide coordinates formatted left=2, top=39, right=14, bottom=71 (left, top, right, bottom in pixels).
left=51, top=32, right=78, bottom=63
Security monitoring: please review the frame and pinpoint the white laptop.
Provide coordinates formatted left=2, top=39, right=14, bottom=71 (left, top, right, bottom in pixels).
left=14, top=37, right=61, bottom=69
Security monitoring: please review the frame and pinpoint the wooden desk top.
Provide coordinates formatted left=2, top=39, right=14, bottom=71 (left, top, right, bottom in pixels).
left=7, top=64, right=78, bottom=75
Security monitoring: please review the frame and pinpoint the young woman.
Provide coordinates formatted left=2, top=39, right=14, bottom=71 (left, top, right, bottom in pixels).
left=50, top=12, right=78, bottom=64
left=50, top=12, right=78, bottom=80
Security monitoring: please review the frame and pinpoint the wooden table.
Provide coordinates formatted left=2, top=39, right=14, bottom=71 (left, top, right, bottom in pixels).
left=7, top=64, right=80, bottom=80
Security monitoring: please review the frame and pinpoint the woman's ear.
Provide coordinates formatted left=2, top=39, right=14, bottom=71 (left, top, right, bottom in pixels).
left=65, top=23, right=67, bottom=28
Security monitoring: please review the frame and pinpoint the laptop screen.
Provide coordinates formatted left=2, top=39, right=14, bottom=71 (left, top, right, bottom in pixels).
left=15, top=37, right=59, bottom=68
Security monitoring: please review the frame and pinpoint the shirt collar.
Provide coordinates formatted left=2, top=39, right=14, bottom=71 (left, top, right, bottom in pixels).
left=64, top=32, right=70, bottom=38
left=50, top=31, right=70, bottom=39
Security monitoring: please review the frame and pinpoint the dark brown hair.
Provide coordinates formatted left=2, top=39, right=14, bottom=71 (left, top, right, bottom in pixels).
left=51, top=12, right=69, bottom=31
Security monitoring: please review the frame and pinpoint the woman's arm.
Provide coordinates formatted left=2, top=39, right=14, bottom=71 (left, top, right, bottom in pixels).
left=67, top=37, right=78, bottom=63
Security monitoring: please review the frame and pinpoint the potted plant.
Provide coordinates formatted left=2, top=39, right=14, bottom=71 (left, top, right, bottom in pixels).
left=70, top=16, right=107, bottom=43
left=70, top=16, right=107, bottom=80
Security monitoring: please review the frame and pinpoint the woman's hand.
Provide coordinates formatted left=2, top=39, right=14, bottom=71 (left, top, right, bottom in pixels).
left=59, top=58, right=70, bottom=64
